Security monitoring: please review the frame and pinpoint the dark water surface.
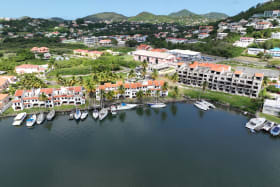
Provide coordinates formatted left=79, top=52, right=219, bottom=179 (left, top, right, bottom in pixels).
left=0, top=103, right=278, bottom=187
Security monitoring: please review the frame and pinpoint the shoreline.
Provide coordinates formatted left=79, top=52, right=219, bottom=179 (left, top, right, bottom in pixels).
left=0, top=97, right=255, bottom=119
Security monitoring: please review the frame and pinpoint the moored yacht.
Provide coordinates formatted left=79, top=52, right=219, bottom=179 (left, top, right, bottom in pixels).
left=201, top=100, right=216, bottom=109
left=245, top=118, right=266, bottom=131
left=74, top=109, right=81, bottom=120
left=92, top=109, right=99, bottom=119
left=262, top=121, right=275, bottom=132
left=116, top=103, right=137, bottom=111
left=13, top=112, right=27, bottom=126
left=26, top=114, right=37, bottom=127
left=47, top=110, right=55, bottom=121
left=36, top=112, right=45, bottom=125
left=81, top=111, right=88, bottom=120
left=99, top=108, right=108, bottom=121
left=194, top=102, right=208, bottom=111
left=111, top=105, right=117, bottom=115
left=270, top=125, right=280, bottom=136
left=149, top=103, right=167, bottom=108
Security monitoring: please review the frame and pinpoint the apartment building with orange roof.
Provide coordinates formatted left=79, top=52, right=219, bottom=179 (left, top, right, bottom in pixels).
left=177, top=62, right=264, bottom=98
left=95, top=80, right=167, bottom=100
left=12, top=86, right=85, bottom=111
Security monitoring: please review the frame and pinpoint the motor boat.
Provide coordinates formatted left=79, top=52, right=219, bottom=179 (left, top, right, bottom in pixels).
left=47, top=110, right=56, bottom=121
left=262, top=121, right=275, bottom=132
left=81, top=111, right=88, bottom=120
left=74, top=109, right=81, bottom=120
left=26, top=114, right=37, bottom=127
left=36, top=112, right=45, bottom=125
left=270, top=125, right=280, bottom=136
left=111, top=105, right=117, bottom=115
left=149, top=103, right=167, bottom=108
left=245, top=118, right=266, bottom=131
left=92, top=109, right=99, bottom=119
left=194, top=102, right=208, bottom=111
left=201, top=100, right=216, bottom=109
left=99, top=108, right=108, bottom=121
left=13, top=112, right=27, bottom=126
left=116, top=103, right=137, bottom=111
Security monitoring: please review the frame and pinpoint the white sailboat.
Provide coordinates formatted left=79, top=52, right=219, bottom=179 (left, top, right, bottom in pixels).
left=81, top=111, right=88, bottom=120
left=99, top=108, right=108, bottom=121
left=74, top=109, right=81, bottom=120
left=36, top=112, right=45, bottom=125
left=111, top=105, right=117, bottom=115
left=92, top=109, right=99, bottom=119
left=200, top=100, right=216, bottom=109
left=149, top=103, right=167, bottom=108
left=194, top=102, right=208, bottom=111
left=246, top=118, right=266, bottom=131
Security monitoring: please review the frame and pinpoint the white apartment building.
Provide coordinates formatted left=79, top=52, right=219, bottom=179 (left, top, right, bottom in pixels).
left=263, top=98, right=280, bottom=116
left=84, top=37, right=98, bottom=46
left=95, top=80, right=168, bottom=100
left=12, top=87, right=85, bottom=111
left=177, top=62, right=264, bottom=98
left=271, top=32, right=280, bottom=39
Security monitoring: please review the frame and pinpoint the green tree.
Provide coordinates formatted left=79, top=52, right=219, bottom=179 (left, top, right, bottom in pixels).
left=136, top=90, right=144, bottom=103
left=151, top=69, right=159, bottom=80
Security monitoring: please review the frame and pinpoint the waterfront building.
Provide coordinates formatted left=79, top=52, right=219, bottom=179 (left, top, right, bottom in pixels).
left=12, top=87, right=85, bottom=111
left=263, top=98, right=280, bottom=116
left=177, top=62, right=264, bottom=98
left=95, top=80, right=168, bottom=100
left=133, top=50, right=177, bottom=71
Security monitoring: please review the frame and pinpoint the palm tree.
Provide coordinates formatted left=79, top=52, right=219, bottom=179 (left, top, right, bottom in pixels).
left=171, top=72, right=178, bottom=83
left=105, top=91, right=114, bottom=101
left=162, top=82, right=168, bottom=92
left=173, top=86, right=179, bottom=98
left=39, top=93, right=48, bottom=102
left=84, top=79, right=96, bottom=107
left=128, top=69, right=136, bottom=79
left=77, top=76, right=83, bottom=85
left=151, top=69, right=159, bottom=80
left=202, top=81, right=208, bottom=92
left=142, top=66, right=147, bottom=78
left=146, top=89, right=152, bottom=98
left=142, top=60, right=148, bottom=69
left=136, top=90, right=144, bottom=103
left=118, top=84, right=125, bottom=99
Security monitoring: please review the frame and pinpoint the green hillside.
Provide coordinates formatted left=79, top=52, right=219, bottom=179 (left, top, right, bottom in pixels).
left=83, top=12, right=127, bottom=22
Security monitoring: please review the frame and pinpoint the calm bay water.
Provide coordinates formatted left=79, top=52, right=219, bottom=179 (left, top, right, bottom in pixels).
left=0, top=103, right=279, bottom=187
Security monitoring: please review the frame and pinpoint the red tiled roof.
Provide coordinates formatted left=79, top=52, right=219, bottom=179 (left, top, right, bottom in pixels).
left=14, top=90, right=24, bottom=97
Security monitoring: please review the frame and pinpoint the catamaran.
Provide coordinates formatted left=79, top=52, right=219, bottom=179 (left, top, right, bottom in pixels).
left=74, top=109, right=81, bottom=120
left=13, top=112, right=27, bottom=126
left=26, top=114, right=37, bottom=127
left=117, top=103, right=138, bottom=111
left=81, top=111, right=88, bottom=120
left=99, top=108, right=108, bottom=121
left=36, top=112, right=45, bottom=125
left=92, top=109, right=99, bottom=119
left=245, top=118, right=266, bottom=131
left=47, top=110, right=55, bottom=121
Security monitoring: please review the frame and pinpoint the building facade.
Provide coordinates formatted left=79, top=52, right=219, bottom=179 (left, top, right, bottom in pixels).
left=12, top=87, right=85, bottom=111
left=95, top=80, right=168, bottom=100
left=177, top=62, right=264, bottom=98
left=263, top=98, right=280, bottom=116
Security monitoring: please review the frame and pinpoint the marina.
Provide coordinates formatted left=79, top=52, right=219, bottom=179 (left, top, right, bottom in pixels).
left=1, top=103, right=280, bottom=187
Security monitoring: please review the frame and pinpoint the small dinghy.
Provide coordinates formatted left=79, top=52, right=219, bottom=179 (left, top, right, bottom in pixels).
left=36, top=112, right=45, bottom=125
left=13, top=112, right=27, bottom=126
left=26, top=114, right=36, bottom=127
left=81, top=111, right=88, bottom=120
left=69, top=112, right=74, bottom=120
left=149, top=103, right=166, bottom=108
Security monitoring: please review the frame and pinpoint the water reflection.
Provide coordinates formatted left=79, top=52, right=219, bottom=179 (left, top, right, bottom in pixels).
left=170, top=104, right=177, bottom=116
left=136, top=107, right=144, bottom=116
left=44, top=121, right=54, bottom=131
left=119, top=112, right=126, bottom=122
left=153, top=108, right=160, bottom=115
left=198, top=110, right=205, bottom=119
left=145, top=108, right=151, bottom=117
left=161, top=111, right=167, bottom=121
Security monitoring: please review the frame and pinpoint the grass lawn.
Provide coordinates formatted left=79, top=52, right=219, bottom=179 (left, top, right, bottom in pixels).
left=183, top=88, right=261, bottom=114
left=259, top=113, right=280, bottom=124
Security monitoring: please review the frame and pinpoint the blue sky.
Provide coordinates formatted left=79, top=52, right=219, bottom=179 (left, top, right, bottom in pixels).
left=0, top=0, right=265, bottom=19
